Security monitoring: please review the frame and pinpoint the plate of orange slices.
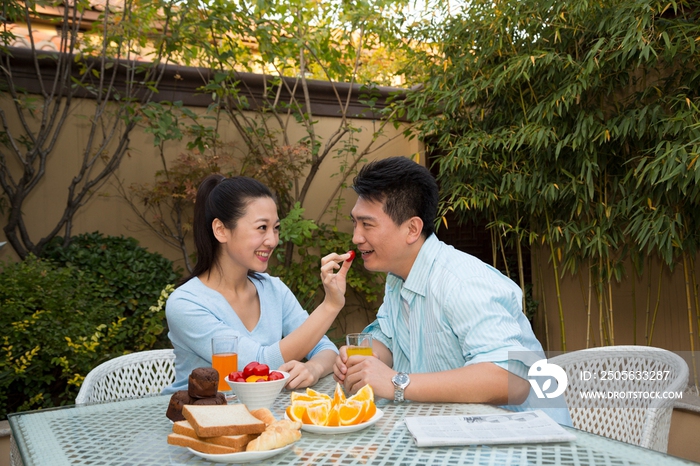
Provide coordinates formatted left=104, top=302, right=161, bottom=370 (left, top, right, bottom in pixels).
left=285, top=383, right=383, bottom=434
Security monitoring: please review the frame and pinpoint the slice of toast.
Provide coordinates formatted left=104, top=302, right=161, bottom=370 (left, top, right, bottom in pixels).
left=172, top=420, right=255, bottom=449
left=183, top=404, right=266, bottom=437
left=167, top=433, right=242, bottom=454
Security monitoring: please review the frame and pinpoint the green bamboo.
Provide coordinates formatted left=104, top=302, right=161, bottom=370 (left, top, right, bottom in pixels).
left=631, top=266, right=637, bottom=345
left=490, top=227, right=498, bottom=269
left=682, top=252, right=699, bottom=388
left=597, top=259, right=604, bottom=345
left=648, top=265, right=663, bottom=346
left=578, top=266, right=593, bottom=348
left=606, top=258, right=615, bottom=346
left=498, top=232, right=510, bottom=279
left=535, top=248, right=551, bottom=351
left=586, top=266, right=593, bottom=348
left=516, top=237, right=526, bottom=314
left=545, top=210, right=566, bottom=351
left=644, top=259, right=652, bottom=346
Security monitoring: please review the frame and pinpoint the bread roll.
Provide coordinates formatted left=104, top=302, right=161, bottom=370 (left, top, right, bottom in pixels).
left=245, top=420, right=301, bottom=451
left=249, top=407, right=276, bottom=425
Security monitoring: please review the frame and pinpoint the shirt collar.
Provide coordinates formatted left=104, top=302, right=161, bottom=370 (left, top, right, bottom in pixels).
left=399, top=233, right=439, bottom=298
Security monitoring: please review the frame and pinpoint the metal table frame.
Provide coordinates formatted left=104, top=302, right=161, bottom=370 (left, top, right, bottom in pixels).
left=9, top=376, right=697, bottom=465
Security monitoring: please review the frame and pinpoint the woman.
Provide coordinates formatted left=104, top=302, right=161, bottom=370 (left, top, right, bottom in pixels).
left=163, top=174, right=352, bottom=393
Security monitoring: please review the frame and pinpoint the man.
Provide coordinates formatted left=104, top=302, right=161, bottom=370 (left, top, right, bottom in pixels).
left=333, top=156, right=571, bottom=425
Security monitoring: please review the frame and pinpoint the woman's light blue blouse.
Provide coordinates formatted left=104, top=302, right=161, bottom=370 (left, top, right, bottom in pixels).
left=163, top=274, right=338, bottom=394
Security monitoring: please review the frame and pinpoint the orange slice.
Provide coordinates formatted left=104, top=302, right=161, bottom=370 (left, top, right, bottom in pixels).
left=306, top=387, right=332, bottom=401
left=290, top=392, right=317, bottom=403
left=348, top=384, right=374, bottom=403
left=339, top=399, right=365, bottom=426
left=288, top=384, right=374, bottom=427
left=327, top=404, right=341, bottom=427
left=332, top=382, right=346, bottom=407
left=303, top=401, right=330, bottom=426
left=246, top=375, right=268, bottom=382
left=362, top=400, right=377, bottom=422
left=286, top=403, right=307, bottom=422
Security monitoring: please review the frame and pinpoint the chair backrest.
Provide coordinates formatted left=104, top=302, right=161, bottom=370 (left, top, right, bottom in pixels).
left=75, top=349, right=176, bottom=404
left=549, top=345, right=688, bottom=452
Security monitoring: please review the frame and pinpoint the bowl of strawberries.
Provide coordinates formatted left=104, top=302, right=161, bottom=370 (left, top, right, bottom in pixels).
left=225, top=361, right=289, bottom=409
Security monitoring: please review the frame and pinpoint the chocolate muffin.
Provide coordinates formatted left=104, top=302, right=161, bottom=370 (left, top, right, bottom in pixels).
left=191, top=392, right=227, bottom=405
left=188, top=367, right=219, bottom=398
left=166, top=390, right=192, bottom=422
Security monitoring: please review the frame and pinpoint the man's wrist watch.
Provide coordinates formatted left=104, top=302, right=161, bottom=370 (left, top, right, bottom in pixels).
left=392, top=372, right=410, bottom=402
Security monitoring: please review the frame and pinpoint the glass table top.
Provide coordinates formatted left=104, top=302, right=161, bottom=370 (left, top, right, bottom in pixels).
left=9, top=376, right=697, bottom=466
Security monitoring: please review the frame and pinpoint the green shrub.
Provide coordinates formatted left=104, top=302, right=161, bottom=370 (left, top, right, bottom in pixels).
left=0, top=256, right=128, bottom=419
left=41, top=232, right=180, bottom=350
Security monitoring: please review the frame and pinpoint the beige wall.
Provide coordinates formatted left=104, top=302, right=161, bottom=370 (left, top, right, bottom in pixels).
left=0, top=98, right=420, bottom=274
left=531, top=245, right=700, bottom=363
left=668, top=408, right=700, bottom=463
left=4, top=92, right=698, bottom=358
left=0, top=431, right=8, bottom=466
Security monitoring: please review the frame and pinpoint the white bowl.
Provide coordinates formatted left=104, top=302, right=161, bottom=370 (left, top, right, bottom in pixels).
left=225, top=371, right=289, bottom=410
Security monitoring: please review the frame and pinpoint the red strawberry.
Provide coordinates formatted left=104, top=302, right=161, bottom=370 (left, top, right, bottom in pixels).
left=242, top=361, right=259, bottom=379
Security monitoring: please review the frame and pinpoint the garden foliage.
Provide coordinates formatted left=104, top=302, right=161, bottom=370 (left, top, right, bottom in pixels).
left=0, top=234, right=178, bottom=419
left=121, top=0, right=401, bottom=318
left=399, top=0, right=700, bottom=349
left=41, top=232, right=180, bottom=349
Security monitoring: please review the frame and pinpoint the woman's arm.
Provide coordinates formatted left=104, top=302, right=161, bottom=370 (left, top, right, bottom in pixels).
left=278, top=251, right=353, bottom=362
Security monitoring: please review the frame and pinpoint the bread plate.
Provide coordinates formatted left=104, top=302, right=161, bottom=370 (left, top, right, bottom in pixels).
left=187, top=442, right=295, bottom=463
left=287, top=408, right=383, bottom=434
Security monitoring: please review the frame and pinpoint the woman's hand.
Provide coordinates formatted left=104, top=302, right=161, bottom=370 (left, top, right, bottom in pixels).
left=319, top=251, right=354, bottom=311
left=279, top=359, right=324, bottom=389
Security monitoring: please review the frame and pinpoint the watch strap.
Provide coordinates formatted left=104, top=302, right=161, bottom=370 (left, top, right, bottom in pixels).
left=394, top=385, right=405, bottom=402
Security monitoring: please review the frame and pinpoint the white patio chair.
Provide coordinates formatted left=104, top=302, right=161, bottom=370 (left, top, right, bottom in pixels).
left=549, top=345, right=688, bottom=452
left=75, top=349, right=176, bottom=404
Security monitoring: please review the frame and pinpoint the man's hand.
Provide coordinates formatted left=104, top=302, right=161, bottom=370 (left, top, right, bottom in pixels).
left=332, top=345, right=349, bottom=383
left=343, top=354, right=397, bottom=399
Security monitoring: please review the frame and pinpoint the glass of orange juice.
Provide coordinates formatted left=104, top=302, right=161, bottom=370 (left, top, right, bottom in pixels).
left=346, top=333, right=373, bottom=357
left=211, top=335, right=238, bottom=392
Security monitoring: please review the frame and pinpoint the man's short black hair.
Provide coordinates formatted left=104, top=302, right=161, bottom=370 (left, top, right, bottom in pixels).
left=352, top=156, right=438, bottom=237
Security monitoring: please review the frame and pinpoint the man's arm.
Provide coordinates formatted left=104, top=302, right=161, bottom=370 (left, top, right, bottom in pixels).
left=343, top=356, right=530, bottom=404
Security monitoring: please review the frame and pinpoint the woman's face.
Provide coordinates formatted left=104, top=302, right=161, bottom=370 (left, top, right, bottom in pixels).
left=219, top=196, right=280, bottom=273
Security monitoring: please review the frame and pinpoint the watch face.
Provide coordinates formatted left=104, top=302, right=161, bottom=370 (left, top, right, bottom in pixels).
left=393, top=373, right=409, bottom=387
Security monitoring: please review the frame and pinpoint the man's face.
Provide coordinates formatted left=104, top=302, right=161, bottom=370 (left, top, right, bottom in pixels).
left=350, top=197, right=406, bottom=276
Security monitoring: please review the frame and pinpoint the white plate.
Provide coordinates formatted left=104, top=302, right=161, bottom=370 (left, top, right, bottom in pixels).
left=288, top=408, right=383, bottom=434
left=187, top=442, right=295, bottom=463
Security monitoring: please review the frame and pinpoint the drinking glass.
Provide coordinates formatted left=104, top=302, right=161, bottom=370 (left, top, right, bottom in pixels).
left=346, top=333, right=373, bottom=357
left=211, top=335, right=238, bottom=392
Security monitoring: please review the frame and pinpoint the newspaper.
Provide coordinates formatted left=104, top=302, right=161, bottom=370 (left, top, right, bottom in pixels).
left=404, top=410, right=576, bottom=447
